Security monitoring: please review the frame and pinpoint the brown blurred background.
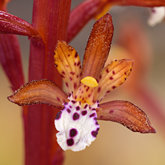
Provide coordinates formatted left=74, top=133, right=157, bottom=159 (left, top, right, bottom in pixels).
left=1, top=0, right=165, bottom=164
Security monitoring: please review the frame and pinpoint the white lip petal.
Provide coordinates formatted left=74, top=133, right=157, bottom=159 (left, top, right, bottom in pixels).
left=54, top=99, right=100, bottom=152
left=148, top=7, right=165, bottom=26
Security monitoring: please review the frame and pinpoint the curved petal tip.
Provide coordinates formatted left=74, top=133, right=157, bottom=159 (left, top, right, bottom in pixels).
left=98, top=100, right=156, bottom=134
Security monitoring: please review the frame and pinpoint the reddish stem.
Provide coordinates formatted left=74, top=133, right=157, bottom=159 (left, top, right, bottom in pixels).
left=24, top=0, right=71, bottom=165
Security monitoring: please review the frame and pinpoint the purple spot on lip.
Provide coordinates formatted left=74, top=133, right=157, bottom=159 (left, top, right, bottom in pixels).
left=55, top=111, right=62, bottom=120
left=70, top=128, right=78, bottom=137
left=91, top=130, right=98, bottom=137
left=81, top=110, right=87, bottom=116
left=84, top=104, right=88, bottom=109
left=67, top=138, right=74, bottom=146
left=67, top=109, right=71, bottom=113
left=76, top=106, right=80, bottom=111
left=71, top=100, right=76, bottom=104
left=90, top=113, right=96, bottom=118
left=73, top=113, right=80, bottom=120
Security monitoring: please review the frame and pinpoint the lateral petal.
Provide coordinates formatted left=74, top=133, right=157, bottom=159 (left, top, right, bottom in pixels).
left=97, top=100, right=156, bottom=133
left=54, top=41, right=81, bottom=94
left=8, top=79, right=68, bottom=108
left=81, top=13, right=113, bottom=81
left=94, top=59, right=133, bottom=101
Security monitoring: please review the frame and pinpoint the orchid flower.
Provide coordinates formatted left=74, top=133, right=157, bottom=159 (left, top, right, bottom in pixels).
left=8, top=14, right=155, bottom=152
left=148, top=7, right=165, bottom=26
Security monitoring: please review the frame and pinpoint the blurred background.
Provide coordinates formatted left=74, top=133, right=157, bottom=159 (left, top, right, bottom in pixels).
left=1, top=0, right=165, bottom=164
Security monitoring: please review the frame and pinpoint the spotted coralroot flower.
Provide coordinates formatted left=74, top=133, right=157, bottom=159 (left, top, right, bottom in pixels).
left=8, top=14, right=155, bottom=152
left=148, top=7, right=165, bottom=26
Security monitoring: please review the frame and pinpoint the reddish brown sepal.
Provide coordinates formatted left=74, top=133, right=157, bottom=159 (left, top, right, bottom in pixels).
left=81, top=13, right=113, bottom=80
left=98, top=100, right=156, bottom=133
left=0, top=11, right=41, bottom=39
left=8, top=79, right=68, bottom=108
